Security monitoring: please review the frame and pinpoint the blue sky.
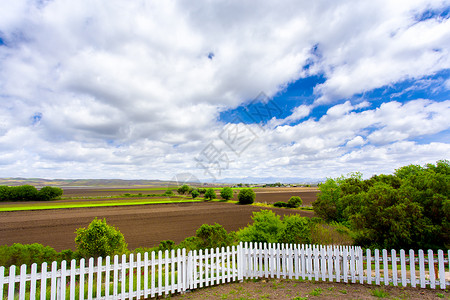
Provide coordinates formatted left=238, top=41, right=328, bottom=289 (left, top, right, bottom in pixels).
left=0, top=0, right=449, bottom=182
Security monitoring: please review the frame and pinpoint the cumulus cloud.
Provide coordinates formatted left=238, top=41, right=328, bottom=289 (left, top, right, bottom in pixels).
left=0, top=0, right=448, bottom=180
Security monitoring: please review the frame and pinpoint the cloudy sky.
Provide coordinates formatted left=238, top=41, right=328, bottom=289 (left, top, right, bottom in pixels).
left=0, top=0, right=449, bottom=182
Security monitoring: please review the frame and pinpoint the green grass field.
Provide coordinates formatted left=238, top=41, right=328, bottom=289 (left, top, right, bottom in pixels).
left=0, top=198, right=204, bottom=212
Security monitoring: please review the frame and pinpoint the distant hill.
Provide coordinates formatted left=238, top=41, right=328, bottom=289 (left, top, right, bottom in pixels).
left=0, top=178, right=171, bottom=187
left=212, top=176, right=325, bottom=185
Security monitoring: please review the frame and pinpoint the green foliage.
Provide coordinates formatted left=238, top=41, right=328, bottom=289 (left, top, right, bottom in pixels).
left=163, top=189, right=174, bottom=196
left=204, top=188, right=216, bottom=200
left=158, top=240, right=175, bottom=251
left=198, top=188, right=207, bottom=194
left=220, top=187, right=234, bottom=200
left=310, top=222, right=354, bottom=245
left=177, top=184, right=190, bottom=195
left=278, top=215, right=311, bottom=244
left=287, top=196, right=302, bottom=208
left=238, top=210, right=282, bottom=243
left=0, top=185, right=62, bottom=201
left=38, top=186, right=63, bottom=201
left=191, top=189, right=200, bottom=198
left=0, top=243, right=61, bottom=270
left=195, top=223, right=237, bottom=249
left=273, top=201, right=289, bottom=208
left=312, top=160, right=449, bottom=250
left=238, top=188, right=255, bottom=204
left=75, top=218, right=128, bottom=259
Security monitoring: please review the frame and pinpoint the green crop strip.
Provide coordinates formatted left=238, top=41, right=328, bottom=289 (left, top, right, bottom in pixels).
left=0, top=198, right=203, bottom=212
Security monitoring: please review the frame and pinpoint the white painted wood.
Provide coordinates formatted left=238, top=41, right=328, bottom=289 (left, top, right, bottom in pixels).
left=374, top=249, right=380, bottom=285
left=113, top=255, right=119, bottom=298
left=51, top=261, right=57, bottom=300
left=358, top=248, right=364, bottom=284
left=165, top=250, right=170, bottom=295
left=343, top=248, right=348, bottom=283
left=428, top=249, right=435, bottom=289
left=216, top=247, right=220, bottom=285
left=391, top=250, right=397, bottom=286
left=366, top=249, right=372, bottom=285
left=400, top=250, right=407, bottom=287
left=334, top=248, right=340, bottom=283
left=409, top=249, right=416, bottom=288
left=30, top=263, right=37, bottom=299
left=60, top=260, right=67, bottom=300
left=0, top=266, right=4, bottom=300
left=205, top=248, right=210, bottom=287
left=350, top=248, right=356, bottom=283
left=105, top=256, right=111, bottom=299
left=18, top=264, right=26, bottom=300
left=438, top=250, right=445, bottom=289
left=136, top=253, right=142, bottom=297
left=96, top=257, right=102, bottom=299
left=382, top=249, right=389, bottom=286
left=8, top=265, right=15, bottom=300
left=418, top=249, right=425, bottom=288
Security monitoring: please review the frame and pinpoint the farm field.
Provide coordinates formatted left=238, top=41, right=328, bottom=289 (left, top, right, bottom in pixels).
left=0, top=199, right=315, bottom=252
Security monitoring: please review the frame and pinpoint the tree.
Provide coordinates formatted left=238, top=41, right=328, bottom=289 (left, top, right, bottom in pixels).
left=204, top=188, right=216, bottom=200
left=75, top=218, right=128, bottom=259
left=238, top=188, right=255, bottom=204
left=196, top=223, right=236, bottom=249
left=278, top=215, right=311, bottom=244
left=177, top=184, right=190, bottom=195
left=287, top=196, right=302, bottom=208
left=220, top=187, right=233, bottom=200
left=191, top=189, right=200, bottom=199
left=238, top=210, right=282, bottom=243
left=38, top=186, right=63, bottom=201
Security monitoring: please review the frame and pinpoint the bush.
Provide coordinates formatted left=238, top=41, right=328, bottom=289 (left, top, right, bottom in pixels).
left=238, top=188, right=255, bottom=204
left=163, top=189, right=174, bottom=196
left=158, top=240, right=175, bottom=251
left=204, top=188, right=216, bottom=200
left=288, top=196, right=302, bottom=208
left=38, top=186, right=63, bottom=201
left=75, top=218, right=128, bottom=259
left=273, top=201, right=289, bottom=208
left=191, top=189, right=200, bottom=198
left=196, top=223, right=237, bottom=249
left=278, top=215, right=311, bottom=244
left=177, top=184, right=190, bottom=195
left=310, top=222, right=354, bottom=246
left=238, top=210, right=282, bottom=243
left=0, top=243, right=60, bottom=270
left=220, top=187, right=234, bottom=200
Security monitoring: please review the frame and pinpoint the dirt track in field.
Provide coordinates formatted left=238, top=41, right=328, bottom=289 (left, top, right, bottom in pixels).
left=0, top=202, right=315, bottom=251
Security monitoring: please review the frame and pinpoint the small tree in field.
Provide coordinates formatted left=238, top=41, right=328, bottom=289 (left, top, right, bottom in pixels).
left=220, top=187, right=233, bottom=200
left=288, top=196, right=302, bottom=208
left=238, top=188, right=255, bottom=204
left=75, top=218, right=128, bottom=259
left=177, top=184, right=190, bottom=195
left=191, top=189, right=200, bottom=199
left=204, top=188, right=216, bottom=200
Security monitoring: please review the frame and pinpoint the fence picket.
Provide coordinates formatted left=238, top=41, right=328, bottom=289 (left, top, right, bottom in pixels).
left=419, top=249, right=426, bottom=288
left=96, top=257, right=102, bottom=299
left=382, top=249, right=389, bottom=286
left=136, top=253, right=142, bottom=298
left=428, top=249, right=435, bottom=289
left=438, top=250, right=445, bottom=289
left=30, top=263, right=37, bottom=299
left=60, top=260, right=67, bottom=300
left=400, top=250, right=407, bottom=287
left=391, top=250, right=397, bottom=287
left=113, top=255, right=119, bottom=298
left=105, top=256, right=111, bottom=298
left=409, top=250, right=416, bottom=288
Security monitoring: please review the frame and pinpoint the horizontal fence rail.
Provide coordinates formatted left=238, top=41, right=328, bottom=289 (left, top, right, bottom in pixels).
left=0, top=243, right=449, bottom=299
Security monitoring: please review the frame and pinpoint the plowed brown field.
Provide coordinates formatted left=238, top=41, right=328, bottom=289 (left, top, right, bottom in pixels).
left=0, top=187, right=319, bottom=251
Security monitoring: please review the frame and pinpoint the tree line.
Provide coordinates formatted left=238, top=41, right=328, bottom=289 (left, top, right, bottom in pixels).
left=0, top=185, right=63, bottom=201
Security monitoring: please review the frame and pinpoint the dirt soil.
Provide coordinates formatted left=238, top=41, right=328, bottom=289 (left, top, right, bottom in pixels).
left=171, top=278, right=449, bottom=299
left=0, top=202, right=314, bottom=251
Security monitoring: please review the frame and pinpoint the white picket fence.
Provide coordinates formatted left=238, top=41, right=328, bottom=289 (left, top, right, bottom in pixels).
left=1, top=243, right=449, bottom=299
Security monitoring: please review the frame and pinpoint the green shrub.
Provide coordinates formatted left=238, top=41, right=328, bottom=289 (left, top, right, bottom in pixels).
left=238, top=210, right=282, bottom=243
left=158, top=240, right=175, bottom=251
left=204, top=188, right=216, bottom=200
left=310, top=222, right=354, bottom=245
left=191, top=189, right=200, bottom=198
left=196, top=223, right=237, bottom=249
left=163, top=189, right=174, bottom=196
left=278, top=215, right=311, bottom=244
left=238, top=188, right=255, bottom=204
left=75, top=218, right=128, bottom=259
left=38, top=186, right=63, bottom=201
left=0, top=243, right=60, bottom=270
left=287, top=196, right=302, bottom=208
left=273, top=201, right=289, bottom=208
left=220, top=187, right=234, bottom=200
left=177, top=184, right=190, bottom=195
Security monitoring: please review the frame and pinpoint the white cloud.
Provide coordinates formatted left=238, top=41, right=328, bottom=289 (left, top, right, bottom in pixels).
left=0, top=0, right=448, bottom=180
